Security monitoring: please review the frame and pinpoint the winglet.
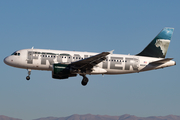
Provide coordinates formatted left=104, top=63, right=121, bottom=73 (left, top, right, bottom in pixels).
left=109, top=50, right=114, bottom=54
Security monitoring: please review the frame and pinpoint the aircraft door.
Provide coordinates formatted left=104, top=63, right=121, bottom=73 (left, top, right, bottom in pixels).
left=133, top=57, right=139, bottom=71
left=27, top=51, right=33, bottom=64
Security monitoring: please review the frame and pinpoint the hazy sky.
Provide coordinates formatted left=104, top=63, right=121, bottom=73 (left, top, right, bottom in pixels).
left=1, top=1, right=180, bottom=120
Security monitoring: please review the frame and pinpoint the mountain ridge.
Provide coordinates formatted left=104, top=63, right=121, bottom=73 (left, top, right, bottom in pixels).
left=1, top=114, right=180, bottom=120
left=0, top=115, right=22, bottom=120
left=33, top=114, right=180, bottom=120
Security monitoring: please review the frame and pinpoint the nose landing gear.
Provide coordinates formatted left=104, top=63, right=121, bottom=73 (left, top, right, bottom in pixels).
left=26, top=69, right=31, bottom=80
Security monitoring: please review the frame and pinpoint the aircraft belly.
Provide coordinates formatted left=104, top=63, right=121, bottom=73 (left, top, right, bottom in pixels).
left=105, top=69, right=136, bottom=74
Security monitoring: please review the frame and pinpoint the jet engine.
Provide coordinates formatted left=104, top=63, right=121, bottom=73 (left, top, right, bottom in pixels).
left=52, top=63, right=77, bottom=79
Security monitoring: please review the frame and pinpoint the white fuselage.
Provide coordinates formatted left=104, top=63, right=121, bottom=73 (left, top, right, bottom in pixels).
left=4, top=49, right=176, bottom=75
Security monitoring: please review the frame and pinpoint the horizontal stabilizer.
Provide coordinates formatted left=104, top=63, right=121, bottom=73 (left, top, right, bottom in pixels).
left=149, top=58, right=173, bottom=64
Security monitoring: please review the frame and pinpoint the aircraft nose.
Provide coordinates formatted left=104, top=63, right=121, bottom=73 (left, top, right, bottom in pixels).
left=4, top=56, right=12, bottom=65
left=4, top=57, right=8, bottom=65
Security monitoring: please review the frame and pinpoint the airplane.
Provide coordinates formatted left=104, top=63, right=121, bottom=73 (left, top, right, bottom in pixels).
left=4, top=27, right=176, bottom=86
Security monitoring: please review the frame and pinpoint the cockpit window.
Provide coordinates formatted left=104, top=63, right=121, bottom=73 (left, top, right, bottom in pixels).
left=11, top=52, right=20, bottom=56
left=11, top=52, right=15, bottom=55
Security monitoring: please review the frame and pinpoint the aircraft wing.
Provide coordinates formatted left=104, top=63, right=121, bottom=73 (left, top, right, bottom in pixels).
left=149, top=58, right=173, bottom=65
left=70, top=50, right=113, bottom=70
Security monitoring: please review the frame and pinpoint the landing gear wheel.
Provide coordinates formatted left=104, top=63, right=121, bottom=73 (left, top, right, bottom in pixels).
left=26, top=69, right=31, bottom=81
left=26, top=76, right=30, bottom=80
left=81, top=77, right=89, bottom=86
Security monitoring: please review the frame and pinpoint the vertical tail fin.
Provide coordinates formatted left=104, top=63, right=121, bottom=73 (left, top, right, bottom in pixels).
left=137, top=27, right=174, bottom=58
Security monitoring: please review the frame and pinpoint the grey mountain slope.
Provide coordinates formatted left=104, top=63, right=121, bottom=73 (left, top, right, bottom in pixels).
left=1, top=114, right=180, bottom=120
left=0, top=115, right=22, bottom=120
left=33, top=114, right=180, bottom=120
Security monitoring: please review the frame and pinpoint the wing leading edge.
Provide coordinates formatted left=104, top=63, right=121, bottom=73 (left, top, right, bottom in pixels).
left=71, top=50, right=113, bottom=70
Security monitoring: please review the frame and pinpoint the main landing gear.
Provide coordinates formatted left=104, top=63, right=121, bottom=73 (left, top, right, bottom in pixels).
left=80, top=74, right=89, bottom=86
left=26, top=69, right=31, bottom=80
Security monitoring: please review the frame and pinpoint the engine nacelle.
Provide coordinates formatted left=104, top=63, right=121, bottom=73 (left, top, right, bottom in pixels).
left=52, top=63, right=77, bottom=79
